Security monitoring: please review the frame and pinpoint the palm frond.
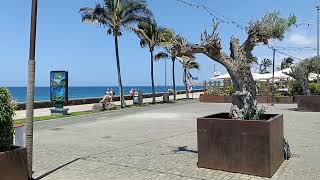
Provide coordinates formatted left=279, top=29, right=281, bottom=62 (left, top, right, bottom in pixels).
left=154, top=52, right=170, bottom=61
left=81, top=0, right=152, bottom=37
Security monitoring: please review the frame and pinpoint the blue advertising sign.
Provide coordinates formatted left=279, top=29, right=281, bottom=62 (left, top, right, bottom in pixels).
left=50, top=71, right=68, bottom=102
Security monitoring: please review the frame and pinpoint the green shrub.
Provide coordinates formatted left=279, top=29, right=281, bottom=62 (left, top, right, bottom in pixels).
left=288, top=80, right=303, bottom=95
left=256, top=82, right=270, bottom=96
left=243, top=105, right=266, bottom=120
left=310, top=83, right=320, bottom=95
left=0, top=88, right=15, bottom=152
left=224, top=85, right=234, bottom=96
left=206, top=86, right=222, bottom=96
left=274, top=92, right=283, bottom=102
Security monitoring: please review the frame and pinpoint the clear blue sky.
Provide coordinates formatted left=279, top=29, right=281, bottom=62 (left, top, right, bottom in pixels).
left=0, top=0, right=318, bottom=87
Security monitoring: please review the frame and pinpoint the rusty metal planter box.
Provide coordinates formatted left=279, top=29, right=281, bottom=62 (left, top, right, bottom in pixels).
left=199, top=95, right=231, bottom=103
left=197, top=113, right=284, bottom=178
left=199, top=95, right=225, bottom=103
left=296, top=95, right=320, bottom=112
left=256, top=96, right=269, bottom=103
left=0, top=146, right=28, bottom=180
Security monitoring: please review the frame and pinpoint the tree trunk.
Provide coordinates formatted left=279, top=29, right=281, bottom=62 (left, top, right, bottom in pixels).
left=26, top=0, right=38, bottom=178
left=184, top=68, right=189, bottom=99
left=172, top=58, right=176, bottom=100
left=303, top=78, right=311, bottom=95
left=114, top=35, right=125, bottom=108
left=150, top=50, right=156, bottom=103
left=229, top=68, right=257, bottom=119
left=26, top=60, right=35, bottom=179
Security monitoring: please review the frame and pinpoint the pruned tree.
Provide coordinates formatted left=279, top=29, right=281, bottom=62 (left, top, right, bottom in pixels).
left=259, top=58, right=272, bottom=74
left=175, top=12, right=296, bottom=119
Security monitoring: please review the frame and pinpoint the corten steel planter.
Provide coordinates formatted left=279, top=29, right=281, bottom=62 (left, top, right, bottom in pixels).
left=296, top=95, right=320, bottom=112
left=0, top=146, right=28, bottom=180
left=256, top=96, right=269, bottom=103
left=197, top=113, right=284, bottom=177
left=199, top=95, right=231, bottom=103
left=272, top=96, right=294, bottom=104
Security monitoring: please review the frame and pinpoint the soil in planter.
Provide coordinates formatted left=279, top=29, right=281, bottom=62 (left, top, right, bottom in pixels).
left=203, top=113, right=277, bottom=121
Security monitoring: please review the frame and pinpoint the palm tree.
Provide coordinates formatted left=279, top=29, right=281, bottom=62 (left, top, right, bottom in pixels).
left=179, top=56, right=200, bottom=99
left=155, top=35, right=186, bottom=100
left=259, top=58, right=272, bottom=74
left=280, top=57, right=294, bottom=70
left=133, top=19, right=173, bottom=103
left=80, top=0, right=152, bottom=108
left=26, top=0, right=38, bottom=178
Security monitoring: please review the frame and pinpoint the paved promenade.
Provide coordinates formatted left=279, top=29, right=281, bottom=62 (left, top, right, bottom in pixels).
left=14, top=92, right=201, bottom=119
left=31, top=100, right=320, bottom=180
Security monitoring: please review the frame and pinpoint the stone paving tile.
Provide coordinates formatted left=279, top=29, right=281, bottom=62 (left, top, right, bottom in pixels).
left=31, top=102, right=320, bottom=179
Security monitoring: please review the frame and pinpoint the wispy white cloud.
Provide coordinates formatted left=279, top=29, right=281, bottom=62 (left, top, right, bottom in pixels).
left=286, top=34, right=314, bottom=46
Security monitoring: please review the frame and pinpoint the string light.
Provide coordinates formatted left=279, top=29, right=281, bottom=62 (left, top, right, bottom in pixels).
left=176, top=0, right=246, bottom=29
left=176, top=0, right=313, bottom=60
left=271, top=46, right=317, bottom=51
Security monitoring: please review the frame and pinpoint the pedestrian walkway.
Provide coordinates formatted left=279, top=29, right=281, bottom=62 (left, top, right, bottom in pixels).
left=31, top=100, right=320, bottom=179
left=14, top=92, right=201, bottom=119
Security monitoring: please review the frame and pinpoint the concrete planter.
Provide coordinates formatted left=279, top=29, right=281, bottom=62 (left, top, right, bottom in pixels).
left=197, top=113, right=284, bottom=177
left=163, top=93, right=170, bottom=103
left=296, top=95, right=320, bottom=112
left=0, top=146, right=28, bottom=180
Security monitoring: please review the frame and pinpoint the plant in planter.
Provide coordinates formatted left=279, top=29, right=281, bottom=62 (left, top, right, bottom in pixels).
left=0, top=87, right=28, bottom=180
left=287, top=57, right=320, bottom=111
left=200, top=86, right=225, bottom=103
left=176, top=12, right=296, bottom=177
left=223, top=85, right=234, bottom=96
left=309, top=82, right=320, bottom=95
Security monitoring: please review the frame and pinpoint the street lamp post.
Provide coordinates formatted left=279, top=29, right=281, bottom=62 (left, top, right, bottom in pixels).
left=26, top=0, right=38, bottom=178
left=317, top=5, right=320, bottom=56
left=271, top=48, right=276, bottom=106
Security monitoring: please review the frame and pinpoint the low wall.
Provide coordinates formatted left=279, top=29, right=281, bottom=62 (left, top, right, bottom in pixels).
left=199, top=94, right=294, bottom=104
left=15, top=89, right=204, bottom=110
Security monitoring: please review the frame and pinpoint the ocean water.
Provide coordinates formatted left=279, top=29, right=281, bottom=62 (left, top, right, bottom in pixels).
left=7, top=86, right=203, bottom=103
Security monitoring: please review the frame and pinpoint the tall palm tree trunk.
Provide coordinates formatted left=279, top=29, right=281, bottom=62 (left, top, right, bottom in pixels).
left=150, top=49, right=156, bottom=103
left=114, top=35, right=125, bottom=108
left=26, top=60, right=35, bottom=178
left=184, top=68, right=189, bottom=99
left=26, top=0, right=38, bottom=178
left=172, top=58, right=176, bottom=100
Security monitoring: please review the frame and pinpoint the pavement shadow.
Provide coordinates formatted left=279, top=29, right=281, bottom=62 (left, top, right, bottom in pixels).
left=286, top=108, right=298, bottom=111
left=35, top=158, right=81, bottom=180
left=173, top=146, right=197, bottom=154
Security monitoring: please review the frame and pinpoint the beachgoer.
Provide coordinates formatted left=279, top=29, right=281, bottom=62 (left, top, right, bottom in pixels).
left=188, top=86, right=194, bottom=98
left=130, top=88, right=134, bottom=97
left=105, top=88, right=110, bottom=95
left=109, top=88, right=114, bottom=102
